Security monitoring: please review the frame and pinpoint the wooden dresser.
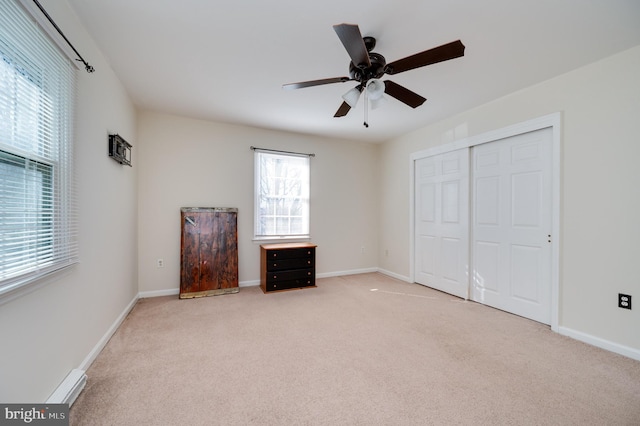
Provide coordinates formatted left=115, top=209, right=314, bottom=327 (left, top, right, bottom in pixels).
left=260, top=243, right=317, bottom=293
left=180, top=207, right=239, bottom=298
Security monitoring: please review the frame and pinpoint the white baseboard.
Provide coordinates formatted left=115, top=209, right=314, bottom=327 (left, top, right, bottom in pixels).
left=140, top=270, right=392, bottom=298
left=138, top=288, right=179, bottom=298
left=376, top=273, right=640, bottom=361
left=49, top=295, right=137, bottom=406
left=138, top=280, right=266, bottom=299
left=46, top=368, right=87, bottom=406
left=377, top=268, right=412, bottom=283
left=78, top=294, right=139, bottom=371
left=317, top=267, right=378, bottom=279
left=558, top=326, right=640, bottom=361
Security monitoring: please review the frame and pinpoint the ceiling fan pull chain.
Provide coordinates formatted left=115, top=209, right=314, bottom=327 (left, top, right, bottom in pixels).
left=363, top=88, right=369, bottom=128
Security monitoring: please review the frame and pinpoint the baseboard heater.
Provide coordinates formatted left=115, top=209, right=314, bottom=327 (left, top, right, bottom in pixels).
left=46, top=369, right=87, bottom=406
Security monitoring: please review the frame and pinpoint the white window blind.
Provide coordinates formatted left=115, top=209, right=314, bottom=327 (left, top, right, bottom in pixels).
left=0, top=0, right=78, bottom=297
left=254, top=150, right=310, bottom=239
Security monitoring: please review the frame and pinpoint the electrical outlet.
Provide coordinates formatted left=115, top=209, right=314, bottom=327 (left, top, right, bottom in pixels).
left=618, top=293, right=631, bottom=310
left=157, top=259, right=164, bottom=268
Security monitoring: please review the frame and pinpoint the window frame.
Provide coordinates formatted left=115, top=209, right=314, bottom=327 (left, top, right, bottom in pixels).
left=253, top=149, right=311, bottom=241
left=0, top=0, right=78, bottom=303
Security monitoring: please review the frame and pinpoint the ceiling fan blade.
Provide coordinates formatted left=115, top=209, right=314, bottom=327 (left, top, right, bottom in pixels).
left=333, top=23, right=371, bottom=68
left=384, top=80, right=426, bottom=108
left=334, top=101, right=352, bottom=117
left=283, top=76, right=351, bottom=90
left=385, top=40, right=465, bottom=75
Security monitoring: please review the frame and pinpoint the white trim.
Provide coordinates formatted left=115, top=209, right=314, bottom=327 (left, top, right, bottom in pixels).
left=252, top=237, right=312, bottom=244
left=240, top=279, right=260, bottom=287
left=409, top=112, right=562, bottom=331
left=139, top=269, right=388, bottom=300
left=409, top=153, right=416, bottom=284
left=377, top=268, right=412, bottom=283
left=409, top=113, right=561, bottom=162
left=558, top=327, right=640, bottom=362
left=0, top=266, right=75, bottom=306
left=49, top=294, right=137, bottom=405
left=78, top=294, right=139, bottom=371
left=138, top=280, right=263, bottom=299
left=138, top=270, right=399, bottom=299
left=317, top=267, right=378, bottom=278
left=253, top=150, right=310, bottom=240
left=46, top=369, right=86, bottom=406
left=138, top=288, right=179, bottom=298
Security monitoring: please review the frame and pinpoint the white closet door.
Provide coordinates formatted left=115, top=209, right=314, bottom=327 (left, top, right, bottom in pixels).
left=414, top=149, right=469, bottom=299
left=472, top=127, right=552, bottom=324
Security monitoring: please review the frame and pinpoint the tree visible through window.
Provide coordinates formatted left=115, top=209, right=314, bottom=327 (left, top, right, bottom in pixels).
left=254, top=151, right=309, bottom=239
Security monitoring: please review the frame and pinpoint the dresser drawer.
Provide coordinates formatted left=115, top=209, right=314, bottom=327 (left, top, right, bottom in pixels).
left=265, top=268, right=314, bottom=283
left=266, top=247, right=315, bottom=260
left=266, top=257, right=314, bottom=271
left=265, top=277, right=315, bottom=292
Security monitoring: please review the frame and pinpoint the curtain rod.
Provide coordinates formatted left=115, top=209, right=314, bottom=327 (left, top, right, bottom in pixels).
left=250, top=146, right=315, bottom=157
left=32, top=0, right=95, bottom=73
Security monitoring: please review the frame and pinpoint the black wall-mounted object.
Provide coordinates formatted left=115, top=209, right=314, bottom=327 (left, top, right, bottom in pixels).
left=108, top=134, right=132, bottom=166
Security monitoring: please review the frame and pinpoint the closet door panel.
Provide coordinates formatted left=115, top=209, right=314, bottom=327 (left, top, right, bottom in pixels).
left=414, top=149, right=469, bottom=299
left=471, top=128, right=552, bottom=324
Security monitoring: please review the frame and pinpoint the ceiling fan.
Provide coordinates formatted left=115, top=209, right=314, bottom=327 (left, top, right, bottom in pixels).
left=283, top=23, right=465, bottom=126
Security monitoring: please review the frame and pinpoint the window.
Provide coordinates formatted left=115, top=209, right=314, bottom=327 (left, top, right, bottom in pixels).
left=0, top=0, right=77, bottom=298
left=254, top=150, right=310, bottom=239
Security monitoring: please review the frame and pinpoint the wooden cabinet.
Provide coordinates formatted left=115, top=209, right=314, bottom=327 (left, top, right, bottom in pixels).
left=180, top=207, right=239, bottom=298
left=260, top=243, right=317, bottom=293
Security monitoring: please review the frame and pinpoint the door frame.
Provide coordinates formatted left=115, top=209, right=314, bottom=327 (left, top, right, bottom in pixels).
left=409, top=112, right=561, bottom=331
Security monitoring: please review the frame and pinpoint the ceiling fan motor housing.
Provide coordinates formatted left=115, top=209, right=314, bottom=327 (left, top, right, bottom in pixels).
left=349, top=50, right=386, bottom=83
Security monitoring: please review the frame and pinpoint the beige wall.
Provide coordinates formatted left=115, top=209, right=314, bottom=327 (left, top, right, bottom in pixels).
left=137, top=112, right=379, bottom=294
left=0, top=0, right=138, bottom=402
left=378, top=45, right=640, bottom=352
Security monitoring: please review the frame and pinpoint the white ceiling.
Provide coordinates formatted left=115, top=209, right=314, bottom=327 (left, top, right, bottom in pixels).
left=66, top=0, right=640, bottom=143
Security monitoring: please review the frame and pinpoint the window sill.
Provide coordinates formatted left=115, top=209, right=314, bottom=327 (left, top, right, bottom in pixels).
left=0, top=264, right=76, bottom=306
left=252, top=236, right=311, bottom=244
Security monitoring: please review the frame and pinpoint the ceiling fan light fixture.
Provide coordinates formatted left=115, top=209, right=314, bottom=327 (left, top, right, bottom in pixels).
left=370, top=95, right=387, bottom=110
left=342, top=86, right=362, bottom=108
left=366, top=79, right=385, bottom=100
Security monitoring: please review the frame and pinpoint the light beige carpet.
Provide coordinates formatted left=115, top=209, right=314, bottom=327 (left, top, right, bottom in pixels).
left=70, top=273, right=640, bottom=425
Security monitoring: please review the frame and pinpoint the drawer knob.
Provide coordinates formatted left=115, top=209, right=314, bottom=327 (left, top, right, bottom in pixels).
left=307, top=272, right=311, bottom=275
left=273, top=275, right=277, bottom=279
left=273, top=263, right=277, bottom=267
left=307, top=260, right=311, bottom=264
left=272, top=253, right=277, bottom=258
